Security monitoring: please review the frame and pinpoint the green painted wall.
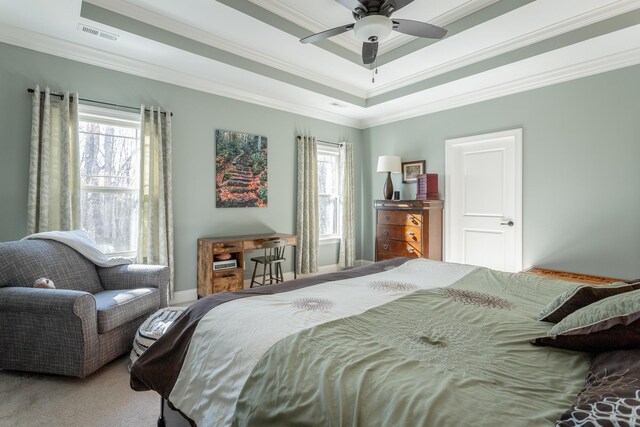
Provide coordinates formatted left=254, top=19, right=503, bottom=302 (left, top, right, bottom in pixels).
left=0, top=42, right=363, bottom=292
left=1, top=41, right=638, bottom=286
left=363, top=64, right=640, bottom=280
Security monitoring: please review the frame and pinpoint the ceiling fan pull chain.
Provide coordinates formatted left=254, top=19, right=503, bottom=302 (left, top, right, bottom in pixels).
left=372, top=58, right=379, bottom=84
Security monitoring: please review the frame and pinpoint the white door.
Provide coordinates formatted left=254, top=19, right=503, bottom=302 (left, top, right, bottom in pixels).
left=445, top=129, right=522, bottom=272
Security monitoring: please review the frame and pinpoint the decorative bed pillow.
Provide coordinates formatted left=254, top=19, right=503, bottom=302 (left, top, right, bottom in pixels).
left=556, top=348, right=640, bottom=426
left=532, top=289, right=640, bottom=352
left=538, top=281, right=640, bottom=323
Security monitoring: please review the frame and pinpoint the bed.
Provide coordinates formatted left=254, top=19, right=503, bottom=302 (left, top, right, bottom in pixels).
left=130, top=258, right=640, bottom=426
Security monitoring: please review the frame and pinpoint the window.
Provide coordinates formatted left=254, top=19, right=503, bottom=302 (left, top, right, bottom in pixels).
left=78, top=105, right=141, bottom=257
left=317, top=144, right=342, bottom=240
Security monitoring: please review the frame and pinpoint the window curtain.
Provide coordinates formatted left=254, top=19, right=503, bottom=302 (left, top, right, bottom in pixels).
left=339, top=143, right=355, bottom=268
left=296, top=135, right=319, bottom=274
left=137, top=106, right=175, bottom=299
left=27, top=85, right=81, bottom=234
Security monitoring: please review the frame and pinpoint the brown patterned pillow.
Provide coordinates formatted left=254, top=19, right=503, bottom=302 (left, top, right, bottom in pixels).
left=538, top=281, right=640, bottom=323
left=556, top=349, right=640, bottom=426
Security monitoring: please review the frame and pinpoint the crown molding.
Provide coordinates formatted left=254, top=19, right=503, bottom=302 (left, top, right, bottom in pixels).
left=363, top=46, right=640, bottom=128
left=84, top=0, right=367, bottom=98
left=0, top=25, right=365, bottom=129
left=248, top=0, right=499, bottom=56
left=367, top=0, right=640, bottom=98
left=427, top=0, right=500, bottom=28
left=3, top=15, right=639, bottom=133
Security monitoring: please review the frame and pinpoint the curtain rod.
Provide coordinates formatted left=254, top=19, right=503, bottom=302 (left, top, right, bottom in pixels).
left=297, top=136, right=343, bottom=147
left=27, top=88, right=173, bottom=117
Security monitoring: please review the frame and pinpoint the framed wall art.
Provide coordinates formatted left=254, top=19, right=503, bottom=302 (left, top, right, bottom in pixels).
left=215, top=129, right=268, bottom=208
left=401, top=160, right=426, bottom=183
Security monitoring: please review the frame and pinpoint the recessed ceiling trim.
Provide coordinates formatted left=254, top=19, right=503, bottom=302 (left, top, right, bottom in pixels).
left=375, top=0, right=534, bottom=66
left=81, top=1, right=367, bottom=106
left=0, top=24, right=365, bottom=128
left=364, top=42, right=640, bottom=128
left=248, top=0, right=500, bottom=57
left=367, top=0, right=640, bottom=98
left=216, top=0, right=363, bottom=65
left=248, top=0, right=412, bottom=55
left=3, top=22, right=639, bottom=131
left=85, top=0, right=367, bottom=99
left=367, top=8, right=640, bottom=106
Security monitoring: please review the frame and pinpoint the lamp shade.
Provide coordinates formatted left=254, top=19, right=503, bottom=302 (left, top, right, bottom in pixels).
left=353, top=15, right=393, bottom=43
left=376, top=155, right=401, bottom=173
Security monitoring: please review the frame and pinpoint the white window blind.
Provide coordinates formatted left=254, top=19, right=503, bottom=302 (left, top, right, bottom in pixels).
left=78, top=104, right=141, bottom=257
left=317, top=144, right=342, bottom=240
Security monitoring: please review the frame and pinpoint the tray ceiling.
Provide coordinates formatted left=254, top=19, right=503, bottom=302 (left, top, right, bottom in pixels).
left=1, top=0, right=639, bottom=128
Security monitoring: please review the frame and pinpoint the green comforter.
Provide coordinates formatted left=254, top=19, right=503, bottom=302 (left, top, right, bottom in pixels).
left=233, top=268, right=589, bottom=426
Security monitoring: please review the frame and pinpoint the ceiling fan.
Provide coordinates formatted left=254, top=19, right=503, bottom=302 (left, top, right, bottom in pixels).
left=300, top=0, right=448, bottom=65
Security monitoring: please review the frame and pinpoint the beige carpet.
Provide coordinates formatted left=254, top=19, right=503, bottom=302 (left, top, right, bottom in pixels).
left=0, top=355, right=158, bottom=427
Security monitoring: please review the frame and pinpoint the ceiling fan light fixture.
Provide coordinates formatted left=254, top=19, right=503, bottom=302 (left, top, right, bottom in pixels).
left=353, top=15, right=393, bottom=43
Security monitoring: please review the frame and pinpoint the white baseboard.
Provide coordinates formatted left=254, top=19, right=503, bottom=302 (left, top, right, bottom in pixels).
left=170, top=288, right=197, bottom=305
left=172, top=259, right=373, bottom=305
left=355, top=259, right=374, bottom=267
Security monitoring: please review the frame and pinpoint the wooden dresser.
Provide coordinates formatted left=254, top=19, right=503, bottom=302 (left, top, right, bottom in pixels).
left=374, top=200, right=443, bottom=262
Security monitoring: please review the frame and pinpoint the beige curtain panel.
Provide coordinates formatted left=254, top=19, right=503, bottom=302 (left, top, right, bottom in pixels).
left=137, top=106, right=175, bottom=299
left=27, top=85, right=81, bottom=234
left=339, top=142, right=355, bottom=268
left=296, top=135, right=319, bottom=274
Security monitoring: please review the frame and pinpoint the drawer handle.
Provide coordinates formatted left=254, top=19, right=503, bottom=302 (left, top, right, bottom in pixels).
left=407, top=232, right=415, bottom=236
left=384, top=215, right=390, bottom=220
left=407, top=247, right=414, bottom=253
left=383, top=244, right=389, bottom=250
left=383, top=230, right=389, bottom=235
left=219, top=273, right=235, bottom=278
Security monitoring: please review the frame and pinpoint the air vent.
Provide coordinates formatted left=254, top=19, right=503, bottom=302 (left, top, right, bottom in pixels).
left=329, top=102, right=347, bottom=108
left=77, top=24, right=119, bottom=41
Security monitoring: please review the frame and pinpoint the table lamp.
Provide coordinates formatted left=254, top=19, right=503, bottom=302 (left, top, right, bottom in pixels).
left=376, top=155, right=401, bottom=200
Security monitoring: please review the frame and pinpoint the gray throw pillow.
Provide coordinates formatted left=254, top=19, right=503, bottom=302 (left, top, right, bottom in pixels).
left=532, top=289, right=640, bottom=352
left=538, top=281, right=640, bottom=323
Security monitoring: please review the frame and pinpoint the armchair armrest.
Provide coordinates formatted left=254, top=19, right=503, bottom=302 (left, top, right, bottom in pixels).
left=98, top=264, right=169, bottom=307
left=0, top=287, right=95, bottom=317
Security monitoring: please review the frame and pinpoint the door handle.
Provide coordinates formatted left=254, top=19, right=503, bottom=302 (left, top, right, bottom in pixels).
left=500, top=220, right=514, bottom=227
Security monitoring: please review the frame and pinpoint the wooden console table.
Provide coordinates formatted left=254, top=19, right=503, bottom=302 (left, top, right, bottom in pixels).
left=197, top=233, right=297, bottom=298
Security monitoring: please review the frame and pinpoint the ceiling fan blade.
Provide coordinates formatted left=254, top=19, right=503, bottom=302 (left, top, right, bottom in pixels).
left=393, top=19, right=447, bottom=39
left=381, top=0, right=414, bottom=13
left=334, top=0, right=367, bottom=12
left=362, top=41, right=378, bottom=65
left=300, top=23, right=354, bottom=44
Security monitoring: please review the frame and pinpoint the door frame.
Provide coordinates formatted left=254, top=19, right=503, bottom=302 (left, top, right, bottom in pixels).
left=444, top=128, right=523, bottom=271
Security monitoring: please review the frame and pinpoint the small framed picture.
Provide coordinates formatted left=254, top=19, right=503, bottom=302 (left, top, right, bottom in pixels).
left=402, top=160, right=426, bottom=183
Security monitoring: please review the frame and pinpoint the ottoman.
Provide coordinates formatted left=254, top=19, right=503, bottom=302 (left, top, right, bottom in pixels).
left=129, top=306, right=187, bottom=370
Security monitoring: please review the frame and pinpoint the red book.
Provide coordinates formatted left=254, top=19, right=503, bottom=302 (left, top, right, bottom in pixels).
left=416, top=174, right=439, bottom=200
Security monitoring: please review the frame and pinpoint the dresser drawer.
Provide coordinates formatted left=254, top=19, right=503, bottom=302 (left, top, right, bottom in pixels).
left=377, top=239, right=421, bottom=258
left=377, top=211, right=422, bottom=227
left=376, top=224, right=421, bottom=243
left=212, top=268, right=243, bottom=293
left=212, top=241, right=243, bottom=254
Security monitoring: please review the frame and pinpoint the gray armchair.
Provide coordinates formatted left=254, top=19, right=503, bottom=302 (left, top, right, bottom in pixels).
left=0, top=239, right=169, bottom=378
